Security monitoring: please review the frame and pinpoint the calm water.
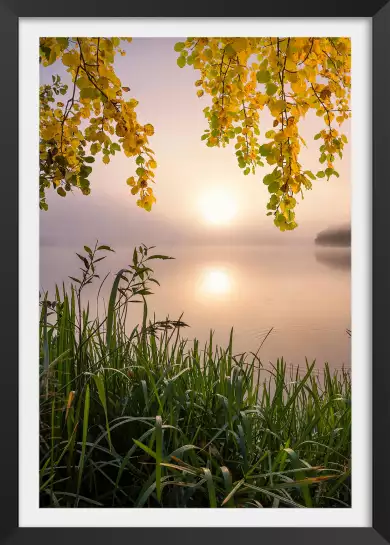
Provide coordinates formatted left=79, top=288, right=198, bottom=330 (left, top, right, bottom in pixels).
left=40, top=244, right=351, bottom=371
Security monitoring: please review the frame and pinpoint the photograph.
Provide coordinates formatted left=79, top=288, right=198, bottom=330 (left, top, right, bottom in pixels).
left=38, top=36, right=352, bottom=509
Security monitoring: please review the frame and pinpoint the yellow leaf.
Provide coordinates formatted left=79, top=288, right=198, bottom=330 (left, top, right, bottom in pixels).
left=115, top=124, right=126, bottom=137
left=274, top=131, right=286, bottom=142
left=284, top=126, right=295, bottom=137
left=103, top=155, right=110, bottom=164
left=144, top=123, right=155, bottom=136
left=270, top=99, right=287, bottom=117
left=290, top=182, right=300, bottom=193
left=62, top=51, right=78, bottom=67
left=231, top=38, right=248, bottom=52
left=76, top=77, right=90, bottom=90
left=285, top=58, right=296, bottom=72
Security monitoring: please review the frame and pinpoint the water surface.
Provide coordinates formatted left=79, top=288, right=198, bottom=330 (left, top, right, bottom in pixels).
left=40, top=244, right=351, bottom=371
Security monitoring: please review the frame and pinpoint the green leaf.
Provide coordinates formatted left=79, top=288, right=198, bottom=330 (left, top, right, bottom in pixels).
left=224, top=44, right=236, bottom=57
left=263, top=173, right=274, bottom=185
left=106, top=269, right=126, bottom=349
left=84, top=156, right=95, bottom=163
left=259, top=144, right=272, bottom=157
left=174, top=42, right=186, bottom=52
left=177, top=56, right=186, bottom=68
left=304, top=170, right=316, bottom=180
left=135, top=289, right=153, bottom=296
left=93, top=375, right=112, bottom=452
left=210, top=115, right=219, bottom=130
left=41, top=46, right=52, bottom=62
left=266, top=82, right=278, bottom=96
left=84, top=246, right=92, bottom=254
left=145, top=255, right=174, bottom=261
left=133, top=438, right=157, bottom=460
left=97, top=245, right=114, bottom=252
left=57, top=187, right=66, bottom=197
left=268, top=181, right=280, bottom=193
left=256, top=70, right=271, bottom=84
left=203, top=468, right=217, bottom=508
left=316, top=171, right=325, bottom=178
left=80, top=165, right=92, bottom=177
left=56, top=37, right=69, bottom=48
left=155, top=416, right=163, bottom=503
left=80, top=87, right=100, bottom=99
left=76, top=77, right=90, bottom=90
left=284, top=448, right=313, bottom=507
left=76, top=385, right=90, bottom=500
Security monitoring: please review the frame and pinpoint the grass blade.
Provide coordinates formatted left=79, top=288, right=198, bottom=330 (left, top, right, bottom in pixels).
left=76, top=385, right=90, bottom=505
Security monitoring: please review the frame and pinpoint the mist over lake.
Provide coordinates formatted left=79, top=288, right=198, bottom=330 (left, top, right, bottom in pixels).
left=40, top=242, right=350, bottom=371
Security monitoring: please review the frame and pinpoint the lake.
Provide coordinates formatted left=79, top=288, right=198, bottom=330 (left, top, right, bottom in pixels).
left=40, top=244, right=351, bottom=372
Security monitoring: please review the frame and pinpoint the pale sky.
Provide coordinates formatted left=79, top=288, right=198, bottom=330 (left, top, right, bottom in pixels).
left=40, top=38, right=350, bottom=249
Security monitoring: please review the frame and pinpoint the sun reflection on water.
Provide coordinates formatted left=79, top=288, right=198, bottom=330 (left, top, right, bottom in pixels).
left=199, top=268, right=233, bottom=297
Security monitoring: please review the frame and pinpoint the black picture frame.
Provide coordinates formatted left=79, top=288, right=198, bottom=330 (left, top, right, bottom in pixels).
left=1, top=3, right=388, bottom=544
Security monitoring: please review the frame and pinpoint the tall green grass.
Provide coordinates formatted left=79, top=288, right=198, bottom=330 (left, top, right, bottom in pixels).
left=39, top=243, right=351, bottom=508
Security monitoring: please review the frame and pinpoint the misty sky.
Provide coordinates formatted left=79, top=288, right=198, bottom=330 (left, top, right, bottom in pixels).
left=40, top=38, right=350, bottom=250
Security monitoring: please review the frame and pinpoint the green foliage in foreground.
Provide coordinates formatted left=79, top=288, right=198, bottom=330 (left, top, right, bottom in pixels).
left=39, top=243, right=351, bottom=508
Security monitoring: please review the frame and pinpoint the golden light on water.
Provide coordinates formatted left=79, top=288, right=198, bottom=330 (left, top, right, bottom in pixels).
left=199, top=189, right=237, bottom=225
left=200, top=268, right=232, bottom=296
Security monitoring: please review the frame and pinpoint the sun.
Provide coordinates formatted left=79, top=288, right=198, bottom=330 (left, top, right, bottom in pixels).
left=199, top=188, right=238, bottom=225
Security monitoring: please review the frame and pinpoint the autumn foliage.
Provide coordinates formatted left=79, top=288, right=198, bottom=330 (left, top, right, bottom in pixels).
left=176, top=37, right=351, bottom=231
left=39, top=37, right=351, bottom=231
left=39, top=38, right=157, bottom=212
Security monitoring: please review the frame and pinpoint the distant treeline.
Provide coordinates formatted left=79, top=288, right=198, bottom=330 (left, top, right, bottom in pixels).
left=315, top=226, right=351, bottom=247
